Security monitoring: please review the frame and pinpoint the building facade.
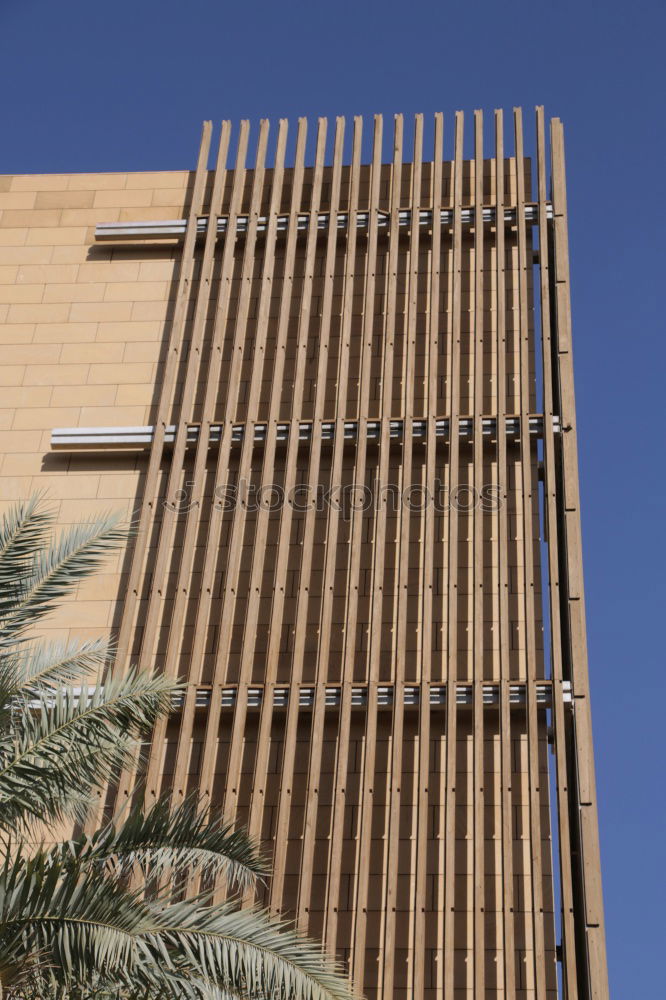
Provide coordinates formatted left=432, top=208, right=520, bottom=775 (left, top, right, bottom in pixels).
left=0, top=107, right=608, bottom=998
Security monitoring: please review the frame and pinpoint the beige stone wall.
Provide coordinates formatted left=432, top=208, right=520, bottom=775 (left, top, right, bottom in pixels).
left=0, top=169, right=191, bottom=646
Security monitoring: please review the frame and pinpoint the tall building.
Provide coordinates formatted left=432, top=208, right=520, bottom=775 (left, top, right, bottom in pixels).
left=0, top=107, right=608, bottom=998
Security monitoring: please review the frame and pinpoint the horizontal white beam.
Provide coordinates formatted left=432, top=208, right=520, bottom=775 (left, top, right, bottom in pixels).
left=95, top=203, right=552, bottom=241
left=36, top=681, right=565, bottom=711
left=169, top=681, right=564, bottom=710
left=51, top=415, right=560, bottom=450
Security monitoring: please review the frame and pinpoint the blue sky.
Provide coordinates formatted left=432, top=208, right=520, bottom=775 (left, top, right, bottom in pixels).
left=2, top=0, right=664, bottom=991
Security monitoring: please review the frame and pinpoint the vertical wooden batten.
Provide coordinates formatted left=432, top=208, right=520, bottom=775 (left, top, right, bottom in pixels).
left=550, top=116, right=609, bottom=1000
left=352, top=113, right=403, bottom=994
left=382, top=111, right=422, bottom=999
left=168, top=120, right=251, bottom=807
left=442, top=109, right=464, bottom=1000
left=141, top=121, right=232, bottom=802
left=296, top=117, right=347, bottom=932
left=535, top=104, right=579, bottom=998
left=193, top=121, right=270, bottom=846
left=245, top=118, right=309, bottom=849
left=472, top=108, right=486, bottom=999
left=324, top=114, right=381, bottom=958
left=514, top=106, right=548, bottom=997
left=495, top=107, right=518, bottom=998
left=108, top=121, right=213, bottom=816
left=268, top=119, right=329, bottom=913
left=412, top=109, right=441, bottom=1000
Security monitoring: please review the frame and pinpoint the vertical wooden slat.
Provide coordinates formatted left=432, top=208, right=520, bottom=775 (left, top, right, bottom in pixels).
left=177, top=117, right=254, bottom=714
left=495, top=108, right=517, bottom=998
left=167, top=121, right=251, bottom=803
left=258, top=118, right=326, bottom=728
left=137, top=121, right=230, bottom=676
left=273, top=118, right=344, bottom=916
left=218, top=119, right=289, bottom=825
left=140, top=121, right=231, bottom=799
left=535, top=105, right=579, bottom=998
left=244, top=118, right=308, bottom=843
left=442, top=109, right=464, bottom=1000
left=268, top=120, right=330, bottom=912
left=514, top=106, right=547, bottom=998
left=352, top=114, right=403, bottom=993
left=472, top=108, right=486, bottom=998
left=551, top=116, right=609, bottom=999
left=324, top=114, right=381, bottom=956
left=434, top=119, right=452, bottom=1000
left=382, top=112, right=422, bottom=1000
left=193, top=120, right=270, bottom=822
left=108, top=122, right=213, bottom=815
left=200, top=119, right=287, bottom=848
left=285, top=115, right=344, bottom=708
left=297, top=115, right=362, bottom=933
left=412, top=109, right=442, bottom=1000
left=113, top=122, right=213, bottom=671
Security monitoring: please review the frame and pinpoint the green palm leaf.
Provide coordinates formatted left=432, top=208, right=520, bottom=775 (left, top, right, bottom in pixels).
left=1, top=849, right=356, bottom=1000
left=141, top=899, right=356, bottom=1000
left=67, top=796, right=266, bottom=893
left=0, top=847, right=178, bottom=999
left=0, top=495, right=52, bottom=643
left=0, top=637, right=113, bottom=766
left=0, top=494, right=52, bottom=593
left=0, top=512, right=128, bottom=647
left=0, top=669, right=177, bottom=835
left=1, top=637, right=111, bottom=702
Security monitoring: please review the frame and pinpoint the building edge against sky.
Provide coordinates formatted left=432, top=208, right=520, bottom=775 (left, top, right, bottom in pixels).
left=0, top=107, right=608, bottom=999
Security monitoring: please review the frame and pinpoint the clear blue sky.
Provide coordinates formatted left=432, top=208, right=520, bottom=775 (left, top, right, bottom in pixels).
left=2, top=0, right=664, bottom=991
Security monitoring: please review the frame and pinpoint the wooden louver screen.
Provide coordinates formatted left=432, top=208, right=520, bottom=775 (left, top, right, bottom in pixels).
left=102, top=108, right=608, bottom=1000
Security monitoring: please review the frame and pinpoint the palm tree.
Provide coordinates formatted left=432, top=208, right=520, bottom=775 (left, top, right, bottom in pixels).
left=0, top=496, right=355, bottom=1000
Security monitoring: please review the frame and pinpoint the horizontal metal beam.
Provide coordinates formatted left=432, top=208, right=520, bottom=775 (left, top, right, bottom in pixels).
left=42, top=681, right=565, bottom=713
left=95, top=203, right=553, bottom=242
left=168, top=680, right=565, bottom=710
left=51, top=415, right=560, bottom=450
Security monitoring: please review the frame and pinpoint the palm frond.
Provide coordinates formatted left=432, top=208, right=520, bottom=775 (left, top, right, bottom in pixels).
left=140, top=899, right=357, bottom=1000
left=0, top=496, right=53, bottom=653
left=2, top=870, right=356, bottom=1000
left=63, top=796, right=266, bottom=893
left=0, top=669, right=178, bottom=834
left=0, top=847, right=170, bottom=999
left=0, top=513, right=128, bottom=647
left=1, top=637, right=112, bottom=703
left=176, top=983, right=251, bottom=1000
left=0, top=493, right=52, bottom=592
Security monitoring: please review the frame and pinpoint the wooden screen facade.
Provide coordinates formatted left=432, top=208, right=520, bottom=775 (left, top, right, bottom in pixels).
left=99, top=109, right=608, bottom=1000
